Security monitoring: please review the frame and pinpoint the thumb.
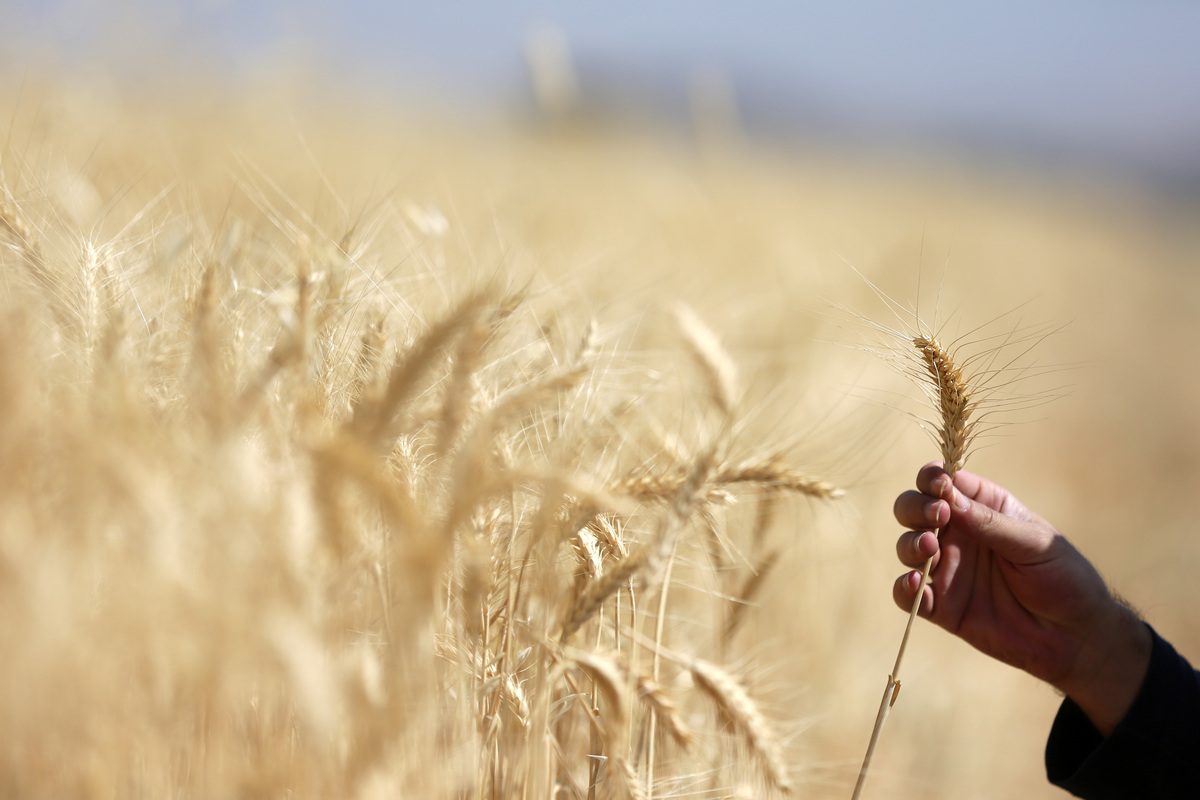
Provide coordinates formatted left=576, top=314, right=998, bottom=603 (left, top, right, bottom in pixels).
left=947, top=486, right=1055, bottom=564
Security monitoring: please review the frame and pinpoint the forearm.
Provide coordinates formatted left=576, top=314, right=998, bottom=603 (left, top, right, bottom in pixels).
left=1053, top=601, right=1151, bottom=736
left=1046, top=625, right=1200, bottom=798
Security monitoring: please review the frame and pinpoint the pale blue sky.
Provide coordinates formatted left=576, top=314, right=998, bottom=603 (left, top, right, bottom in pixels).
left=9, top=1, right=1200, bottom=185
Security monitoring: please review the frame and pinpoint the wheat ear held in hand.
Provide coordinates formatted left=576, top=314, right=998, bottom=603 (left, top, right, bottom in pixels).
left=852, top=335, right=975, bottom=800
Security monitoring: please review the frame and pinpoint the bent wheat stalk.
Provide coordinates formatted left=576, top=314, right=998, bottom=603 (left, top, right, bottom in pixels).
left=852, top=335, right=975, bottom=800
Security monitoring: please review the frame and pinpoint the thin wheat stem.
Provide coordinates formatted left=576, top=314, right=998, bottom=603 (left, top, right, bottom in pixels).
left=851, top=533, right=940, bottom=800
left=643, top=541, right=678, bottom=799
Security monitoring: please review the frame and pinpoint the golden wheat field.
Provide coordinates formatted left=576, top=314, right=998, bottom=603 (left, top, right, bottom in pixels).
left=2, top=82, right=1199, bottom=799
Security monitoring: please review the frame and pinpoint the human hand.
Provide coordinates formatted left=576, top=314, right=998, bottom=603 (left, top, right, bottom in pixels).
left=893, top=462, right=1151, bottom=734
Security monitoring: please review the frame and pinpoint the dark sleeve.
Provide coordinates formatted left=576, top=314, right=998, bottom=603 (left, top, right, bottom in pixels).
left=1045, top=625, right=1200, bottom=798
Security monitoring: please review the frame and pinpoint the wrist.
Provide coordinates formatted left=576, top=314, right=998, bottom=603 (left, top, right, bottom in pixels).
left=1055, top=601, right=1152, bottom=736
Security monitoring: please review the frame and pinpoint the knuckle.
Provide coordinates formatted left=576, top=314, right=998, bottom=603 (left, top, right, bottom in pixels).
left=933, top=475, right=953, bottom=499
left=977, top=503, right=998, bottom=531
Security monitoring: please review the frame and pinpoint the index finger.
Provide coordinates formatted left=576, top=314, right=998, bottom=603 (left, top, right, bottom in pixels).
left=914, top=462, right=953, bottom=499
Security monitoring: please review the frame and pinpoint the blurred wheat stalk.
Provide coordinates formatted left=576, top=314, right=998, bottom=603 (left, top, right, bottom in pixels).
left=0, top=114, right=841, bottom=797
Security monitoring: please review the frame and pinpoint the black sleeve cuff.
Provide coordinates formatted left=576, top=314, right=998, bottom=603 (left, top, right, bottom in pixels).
left=1045, top=624, right=1200, bottom=799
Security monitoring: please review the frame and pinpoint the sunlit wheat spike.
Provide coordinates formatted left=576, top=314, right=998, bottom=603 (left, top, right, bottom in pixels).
left=564, top=647, right=630, bottom=734
left=636, top=674, right=693, bottom=749
left=235, top=334, right=301, bottom=420
left=614, top=755, right=648, bottom=800
left=503, top=674, right=531, bottom=728
left=352, top=287, right=491, bottom=445
left=912, top=335, right=975, bottom=475
left=310, top=434, right=425, bottom=549
left=487, top=283, right=530, bottom=332
left=690, top=658, right=792, bottom=794
left=0, top=194, right=49, bottom=283
left=723, top=549, right=781, bottom=645
left=458, top=532, right=492, bottom=640
left=673, top=303, right=740, bottom=416
left=436, top=314, right=490, bottom=456
left=588, top=514, right=629, bottom=559
left=1, top=196, right=82, bottom=337
left=571, top=527, right=604, bottom=580
left=350, top=312, right=388, bottom=410
left=482, top=361, right=590, bottom=432
left=623, top=458, right=843, bottom=506
left=715, top=459, right=845, bottom=500
left=561, top=547, right=650, bottom=641
left=564, top=648, right=649, bottom=799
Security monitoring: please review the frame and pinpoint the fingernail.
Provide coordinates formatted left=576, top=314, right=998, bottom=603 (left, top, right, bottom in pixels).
left=913, top=533, right=925, bottom=555
left=952, top=488, right=970, bottom=512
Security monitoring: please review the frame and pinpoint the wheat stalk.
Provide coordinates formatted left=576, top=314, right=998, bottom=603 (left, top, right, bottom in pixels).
left=561, top=547, right=651, bottom=642
left=715, top=459, right=846, bottom=500
left=852, top=334, right=975, bottom=800
left=635, top=674, right=693, bottom=750
left=723, top=549, right=781, bottom=646
left=350, top=288, right=490, bottom=446
left=690, top=658, right=793, bottom=794
left=622, top=459, right=843, bottom=504
left=673, top=303, right=740, bottom=417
